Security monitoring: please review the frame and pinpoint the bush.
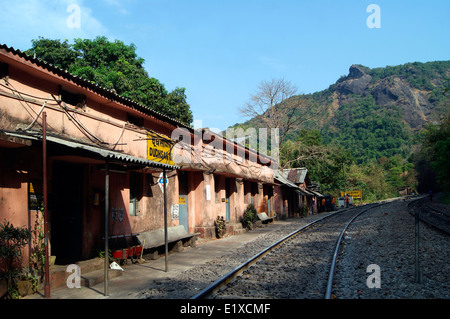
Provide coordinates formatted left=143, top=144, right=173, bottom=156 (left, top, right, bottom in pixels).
left=215, top=216, right=226, bottom=238
left=242, top=204, right=258, bottom=230
left=0, top=220, right=31, bottom=299
left=300, top=205, right=309, bottom=217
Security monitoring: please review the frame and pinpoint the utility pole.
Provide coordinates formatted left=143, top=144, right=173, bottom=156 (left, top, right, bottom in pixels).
left=163, top=169, right=168, bottom=272
left=415, top=208, right=422, bottom=283
left=43, top=112, right=50, bottom=299
left=104, top=161, right=110, bottom=296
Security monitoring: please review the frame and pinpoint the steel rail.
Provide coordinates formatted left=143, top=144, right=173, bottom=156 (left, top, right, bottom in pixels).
left=325, top=203, right=382, bottom=299
left=425, top=204, right=450, bottom=218
left=191, top=206, right=359, bottom=299
left=408, top=196, right=450, bottom=235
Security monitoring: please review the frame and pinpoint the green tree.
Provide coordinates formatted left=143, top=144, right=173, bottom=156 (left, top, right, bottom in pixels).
left=27, top=38, right=78, bottom=70
left=280, top=133, right=353, bottom=193
left=26, top=37, right=193, bottom=125
left=165, top=87, right=194, bottom=126
left=416, top=116, right=450, bottom=193
left=0, top=220, right=31, bottom=298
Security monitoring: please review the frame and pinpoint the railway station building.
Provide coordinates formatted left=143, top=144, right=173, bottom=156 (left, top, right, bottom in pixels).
left=273, top=168, right=323, bottom=217
left=0, top=44, right=277, bottom=271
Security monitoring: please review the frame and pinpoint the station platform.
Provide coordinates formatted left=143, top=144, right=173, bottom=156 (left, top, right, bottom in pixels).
left=25, top=220, right=293, bottom=299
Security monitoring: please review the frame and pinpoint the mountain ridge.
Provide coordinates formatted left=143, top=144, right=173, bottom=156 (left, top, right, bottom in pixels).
left=232, top=60, right=450, bottom=164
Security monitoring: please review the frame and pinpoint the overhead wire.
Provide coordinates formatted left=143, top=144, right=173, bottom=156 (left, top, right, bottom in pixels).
left=1, top=79, right=57, bottom=131
left=23, top=101, right=47, bottom=131
left=0, top=79, right=130, bottom=148
left=2, top=79, right=271, bottom=182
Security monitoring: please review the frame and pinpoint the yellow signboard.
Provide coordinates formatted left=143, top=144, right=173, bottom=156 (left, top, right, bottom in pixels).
left=147, top=132, right=175, bottom=165
left=341, top=190, right=362, bottom=200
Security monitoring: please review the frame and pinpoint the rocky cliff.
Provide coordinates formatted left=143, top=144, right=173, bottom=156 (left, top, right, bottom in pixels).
left=333, top=64, right=445, bottom=131
left=233, top=60, right=449, bottom=163
left=319, top=61, right=449, bottom=162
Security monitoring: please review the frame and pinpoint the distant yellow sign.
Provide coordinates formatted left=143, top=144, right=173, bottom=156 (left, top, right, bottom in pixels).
left=147, top=132, right=174, bottom=165
left=179, top=197, right=186, bottom=205
left=341, top=190, right=362, bottom=200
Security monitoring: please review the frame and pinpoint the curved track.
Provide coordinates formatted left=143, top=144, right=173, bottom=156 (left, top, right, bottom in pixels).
left=192, top=203, right=385, bottom=299
left=408, top=196, right=450, bottom=235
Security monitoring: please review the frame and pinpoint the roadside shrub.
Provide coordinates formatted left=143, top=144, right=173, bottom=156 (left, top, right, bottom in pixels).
left=242, top=204, right=258, bottom=230
left=301, top=205, right=309, bottom=217
left=215, top=216, right=226, bottom=238
left=0, top=220, right=31, bottom=299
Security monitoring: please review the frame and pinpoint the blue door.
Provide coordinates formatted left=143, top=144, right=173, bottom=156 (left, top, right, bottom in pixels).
left=225, top=179, right=231, bottom=222
left=226, top=197, right=230, bottom=222
left=179, top=195, right=189, bottom=232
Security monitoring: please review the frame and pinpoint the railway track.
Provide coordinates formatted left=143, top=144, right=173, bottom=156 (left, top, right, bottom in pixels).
left=408, top=196, right=450, bottom=235
left=192, top=202, right=386, bottom=299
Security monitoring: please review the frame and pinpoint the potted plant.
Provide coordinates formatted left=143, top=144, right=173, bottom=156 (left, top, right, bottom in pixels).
left=30, top=209, right=45, bottom=272
left=241, top=204, right=258, bottom=230
left=301, top=205, right=309, bottom=217
left=215, top=216, right=226, bottom=238
left=16, top=272, right=38, bottom=297
left=0, top=219, right=32, bottom=299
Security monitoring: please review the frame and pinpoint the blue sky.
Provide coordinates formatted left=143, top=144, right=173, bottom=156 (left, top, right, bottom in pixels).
left=1, top=0, right=449, bottom=130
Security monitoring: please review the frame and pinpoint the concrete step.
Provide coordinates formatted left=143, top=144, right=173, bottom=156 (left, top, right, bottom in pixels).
left=233, top=228, right=248, bottom=235
left=77, top=258, right=104, bottom=274
left=48, top=258, right=109, bottom=290
left=227, top=223, right=248, bottom=236
left=80, top=269, right=123, bottom=288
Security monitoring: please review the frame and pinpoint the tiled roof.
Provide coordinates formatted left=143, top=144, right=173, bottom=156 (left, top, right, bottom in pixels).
left=0, top=43, right=188, bottom=129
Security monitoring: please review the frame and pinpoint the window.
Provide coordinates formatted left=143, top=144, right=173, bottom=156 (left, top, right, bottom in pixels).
left=214, top=175, right=221, bottom=203
left=178, top=171, right=188, bottom=196
left=0, top=63, right=8, bottom=79
left=129, top=172, right=142, bottom=216
left=60, top=86, right=86, bottom=109
left=244, top=181, right=256, bottom=204
left=127, top=113, right=144, bottom=127
left=244, top=181, right=250, bottom=204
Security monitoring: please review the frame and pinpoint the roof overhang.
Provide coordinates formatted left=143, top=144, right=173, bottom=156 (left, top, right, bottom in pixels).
left=1, top=130, right=179, bottom=170
left=296, top=188, right=315, bottom=196
left=0, top=131, right=32, bottom=148
left=307, top=189, right=324, bottom=197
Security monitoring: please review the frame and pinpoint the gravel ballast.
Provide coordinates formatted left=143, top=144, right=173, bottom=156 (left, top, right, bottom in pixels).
left=333, top=198, right=450, bottom=299
left=142, top=197, right=449, bottom=299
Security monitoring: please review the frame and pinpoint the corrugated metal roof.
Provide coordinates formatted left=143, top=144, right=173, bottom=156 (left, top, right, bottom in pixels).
left=275, top=170, right=322, bottom=197
left=274, top=170, right=301, bottom=189
left=297, top=188, right=315, bottom=196
left=306, top=189, right=324, bottom=197
left=2, top=130, right=178, bottom=170
left=0, top=43, right=278, bottom=167
left=279, top=168, right=308, bottom=184
left=50, top=135, right=177, bottom=169
left=0, top=43, right=189, bottom=129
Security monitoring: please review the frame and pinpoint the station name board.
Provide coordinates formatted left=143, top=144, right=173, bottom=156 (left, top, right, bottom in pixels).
left=341, top=190, right=362, bottom=200
left=147, top=132, right=175, bottom=165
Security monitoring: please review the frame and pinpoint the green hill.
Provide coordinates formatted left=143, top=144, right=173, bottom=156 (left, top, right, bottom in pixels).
left=300, top=61, right=449, bottom=164
left=233, top=61, right=449, bottom=164
left=230, top=61, right=449, bottom=198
